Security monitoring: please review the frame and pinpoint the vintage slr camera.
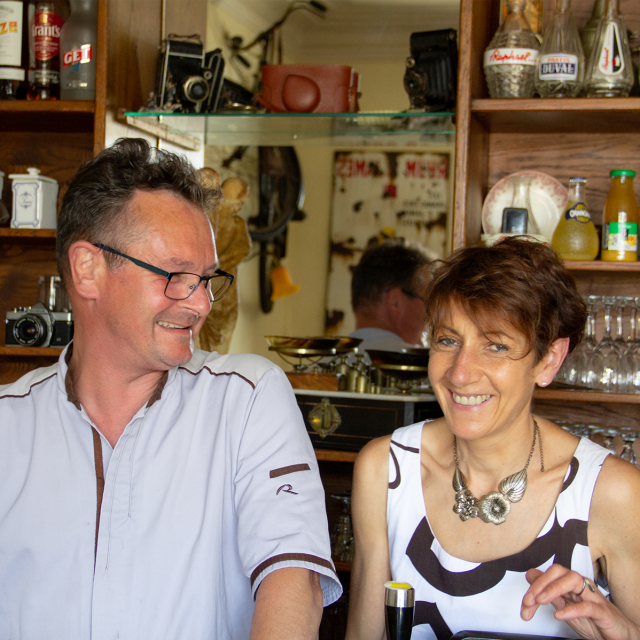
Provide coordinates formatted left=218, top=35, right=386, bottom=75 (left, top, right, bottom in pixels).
left=403, top=29, right=458, bottom=111
left=152, top=35, right=225, bottom=113
left=5, top=302, right=74, bottom=348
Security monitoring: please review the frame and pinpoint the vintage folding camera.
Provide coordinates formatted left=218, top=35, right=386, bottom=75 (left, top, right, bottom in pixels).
left=5, top=302, right=74, bottom=348
left=152, top=35, right=225, bottom=113
left=403, top=29, right=458, bottom=111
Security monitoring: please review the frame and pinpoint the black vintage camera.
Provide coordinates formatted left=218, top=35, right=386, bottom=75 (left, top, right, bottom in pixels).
left=5, top=303, right=73, bottom=348
left=403, top=29, right=458, bottom=111
left=152, top=35, right=225, bottom=113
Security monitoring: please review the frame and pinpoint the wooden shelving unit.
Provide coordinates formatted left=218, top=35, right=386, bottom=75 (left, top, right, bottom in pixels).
left=0, top=229, right=57, bottom=239
left=454, top=0, right=640, bottom=431
left=315, top=449, right=358, bottom=463
left=0, top=346, right=63, bottom=357
left=0, top=0, right=107, bottom=386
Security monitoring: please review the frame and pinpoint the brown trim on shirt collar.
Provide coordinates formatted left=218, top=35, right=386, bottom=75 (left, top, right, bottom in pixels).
left=147, top=371, right=168, bottom=407
left=64, top=343, right=169, bottom=410
left=64, top=344, right=82, bottom=410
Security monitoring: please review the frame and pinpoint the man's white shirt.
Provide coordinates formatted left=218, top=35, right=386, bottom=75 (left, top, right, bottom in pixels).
left=0, top=347, right=341, bottom=640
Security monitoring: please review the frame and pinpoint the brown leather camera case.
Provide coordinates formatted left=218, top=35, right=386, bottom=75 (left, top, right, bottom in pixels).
left=258, top=65, right=359, bottom=113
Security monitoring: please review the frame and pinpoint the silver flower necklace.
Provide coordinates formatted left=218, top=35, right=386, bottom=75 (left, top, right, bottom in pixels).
left=452, top=419, right=544, bottom=525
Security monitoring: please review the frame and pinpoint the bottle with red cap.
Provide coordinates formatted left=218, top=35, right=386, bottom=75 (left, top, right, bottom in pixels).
left=27, top=0, right=69, bottom=100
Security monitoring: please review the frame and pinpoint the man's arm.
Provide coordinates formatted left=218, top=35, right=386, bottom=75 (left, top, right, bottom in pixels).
left=251, top=568, right=324, bottom=640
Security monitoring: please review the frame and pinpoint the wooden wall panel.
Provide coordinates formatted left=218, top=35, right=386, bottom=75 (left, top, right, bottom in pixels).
left=488, top=132, right=640, bottom=226
left=533, top=398, right=640, bottom=431
left=0, top=241, right=59, bottom=325
left=0, top=131, right=94, bottom=214
left=107, top=0, right=208, bottom=113
left=544, top=0, right=640, bottom=33
left=0, top=357, right=58, bottom=385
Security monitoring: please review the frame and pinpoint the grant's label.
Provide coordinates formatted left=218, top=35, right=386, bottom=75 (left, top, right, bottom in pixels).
left=0, top=0, right=23, bottom=67
left=603, top=221, right=638, bottom=252
left=565, top=202, right=592, bottom=223
left=31, top=10, right=63, bottom=61
left=539, top=54, right=578, bottom=81
left=484, top=48, right=538, bottom=67
left=597, top=23, right=624, bottom=76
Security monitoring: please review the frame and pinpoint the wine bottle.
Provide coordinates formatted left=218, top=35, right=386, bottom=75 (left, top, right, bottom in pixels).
left=0, top=0, right=26, bottom=99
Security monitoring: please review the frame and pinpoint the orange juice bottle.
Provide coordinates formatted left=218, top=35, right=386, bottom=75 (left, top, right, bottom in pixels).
left=601, top=170, right=639, bottom=262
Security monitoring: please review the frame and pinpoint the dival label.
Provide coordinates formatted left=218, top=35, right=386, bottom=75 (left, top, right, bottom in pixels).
left=63, top=44, right=92, bottom=67
left=0, top=0, right=23, bottom=67
left=565, top=203, right=591, bottom=223
left=31, top=10, right=64, bottom=61
left=539, top=54, right=578, bottom=81
left=484, top=48, right=538, bottom=67
left=597, top=23, right=624, bottom=76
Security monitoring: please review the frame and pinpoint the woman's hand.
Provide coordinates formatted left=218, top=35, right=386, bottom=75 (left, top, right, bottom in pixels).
left=521, top=565, right=640, bottom=640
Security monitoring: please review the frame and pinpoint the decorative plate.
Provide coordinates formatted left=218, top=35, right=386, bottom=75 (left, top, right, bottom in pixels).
left=482, top=171, right=568, bottom=241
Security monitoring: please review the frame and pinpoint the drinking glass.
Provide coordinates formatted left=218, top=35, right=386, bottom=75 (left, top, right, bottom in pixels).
left=592, top=296, right=621, bottom=391
left=330, top=493, right=354, bottom=563
left=577, top=296, right=599, bottom=388
left=624, top=297, right=640, bottom=393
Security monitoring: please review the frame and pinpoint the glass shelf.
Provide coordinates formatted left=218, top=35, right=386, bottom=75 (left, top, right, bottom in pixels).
left=122, top=111, right=455, bottom=147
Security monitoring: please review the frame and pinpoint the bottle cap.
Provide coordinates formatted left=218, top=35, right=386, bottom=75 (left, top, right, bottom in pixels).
left=610, top=170, right=636, bottom=178
left=384, top=582, right=415, bottom=608
left=568, top=177, right=586, bottom=183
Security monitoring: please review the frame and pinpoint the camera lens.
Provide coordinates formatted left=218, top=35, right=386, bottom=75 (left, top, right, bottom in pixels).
left=404, top=69, right=427, bottom=97
left=13, top=314, right=48, bottom=346
left=183, top=76, right=209, bottom=103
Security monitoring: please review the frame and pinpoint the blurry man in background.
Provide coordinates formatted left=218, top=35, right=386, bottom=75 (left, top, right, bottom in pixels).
left=350, top=240, right=432, bottom=353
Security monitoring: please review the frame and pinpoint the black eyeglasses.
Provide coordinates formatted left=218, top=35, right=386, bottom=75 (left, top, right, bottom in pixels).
left=93, top=243, right=234, bottom=303
left=401, top=288, right=423, bottom=301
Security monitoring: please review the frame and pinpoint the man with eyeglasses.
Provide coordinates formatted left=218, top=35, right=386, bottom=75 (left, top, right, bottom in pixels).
left=350, top=240, right=433, bottom=354
left=0, top=138, right=341, bottom=639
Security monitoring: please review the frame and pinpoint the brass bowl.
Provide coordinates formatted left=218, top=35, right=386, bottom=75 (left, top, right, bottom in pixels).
left=334, top=336, right=363, bottom=353
left=265, top=335, right=342, bottom=351
left=366, top=348, right=430, bottom=382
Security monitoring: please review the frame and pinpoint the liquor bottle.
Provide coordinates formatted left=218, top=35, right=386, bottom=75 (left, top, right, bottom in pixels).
left=483, top=0, right=539, bottom=99
left=584, top=0, right=633, bottom=97
left=535, top=0, right=584, bottom=98
left=0, top=0, right=26, bottom=99
left=601, top=170, right=639, bottom=262
left=59, top=0, right=95, bottom=99
left=551, top=178, right=599, bottom=261
left=579, top=0, right=605, bottom=62
left=27, top=0, right=69, bottom=99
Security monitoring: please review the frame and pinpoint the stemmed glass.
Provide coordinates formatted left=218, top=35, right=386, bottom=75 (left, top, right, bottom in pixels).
left=592, top=296, right=622, bottom=392
left=577, top=296, right=599, bottom=388
left=623, top=297, right=640, bottom=394
left=330, top=493, right=354, bottom=563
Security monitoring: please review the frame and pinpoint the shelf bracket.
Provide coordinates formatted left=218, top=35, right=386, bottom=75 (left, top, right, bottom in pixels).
left=119, top=112, right=202, bottom=151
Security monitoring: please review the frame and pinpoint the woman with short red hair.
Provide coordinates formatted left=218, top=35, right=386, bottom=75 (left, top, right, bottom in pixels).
left=346, top=237, right=640, bottom=640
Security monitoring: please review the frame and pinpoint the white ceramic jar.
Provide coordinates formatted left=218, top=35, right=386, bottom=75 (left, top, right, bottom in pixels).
left=10, top=168, right=59, bottom=229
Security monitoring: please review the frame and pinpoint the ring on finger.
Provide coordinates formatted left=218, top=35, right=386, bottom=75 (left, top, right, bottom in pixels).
left=576, top=577, right=596, bottom=596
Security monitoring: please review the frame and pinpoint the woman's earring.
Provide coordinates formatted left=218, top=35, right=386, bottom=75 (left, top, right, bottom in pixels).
left=539, top=381, right=548, bottom=387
